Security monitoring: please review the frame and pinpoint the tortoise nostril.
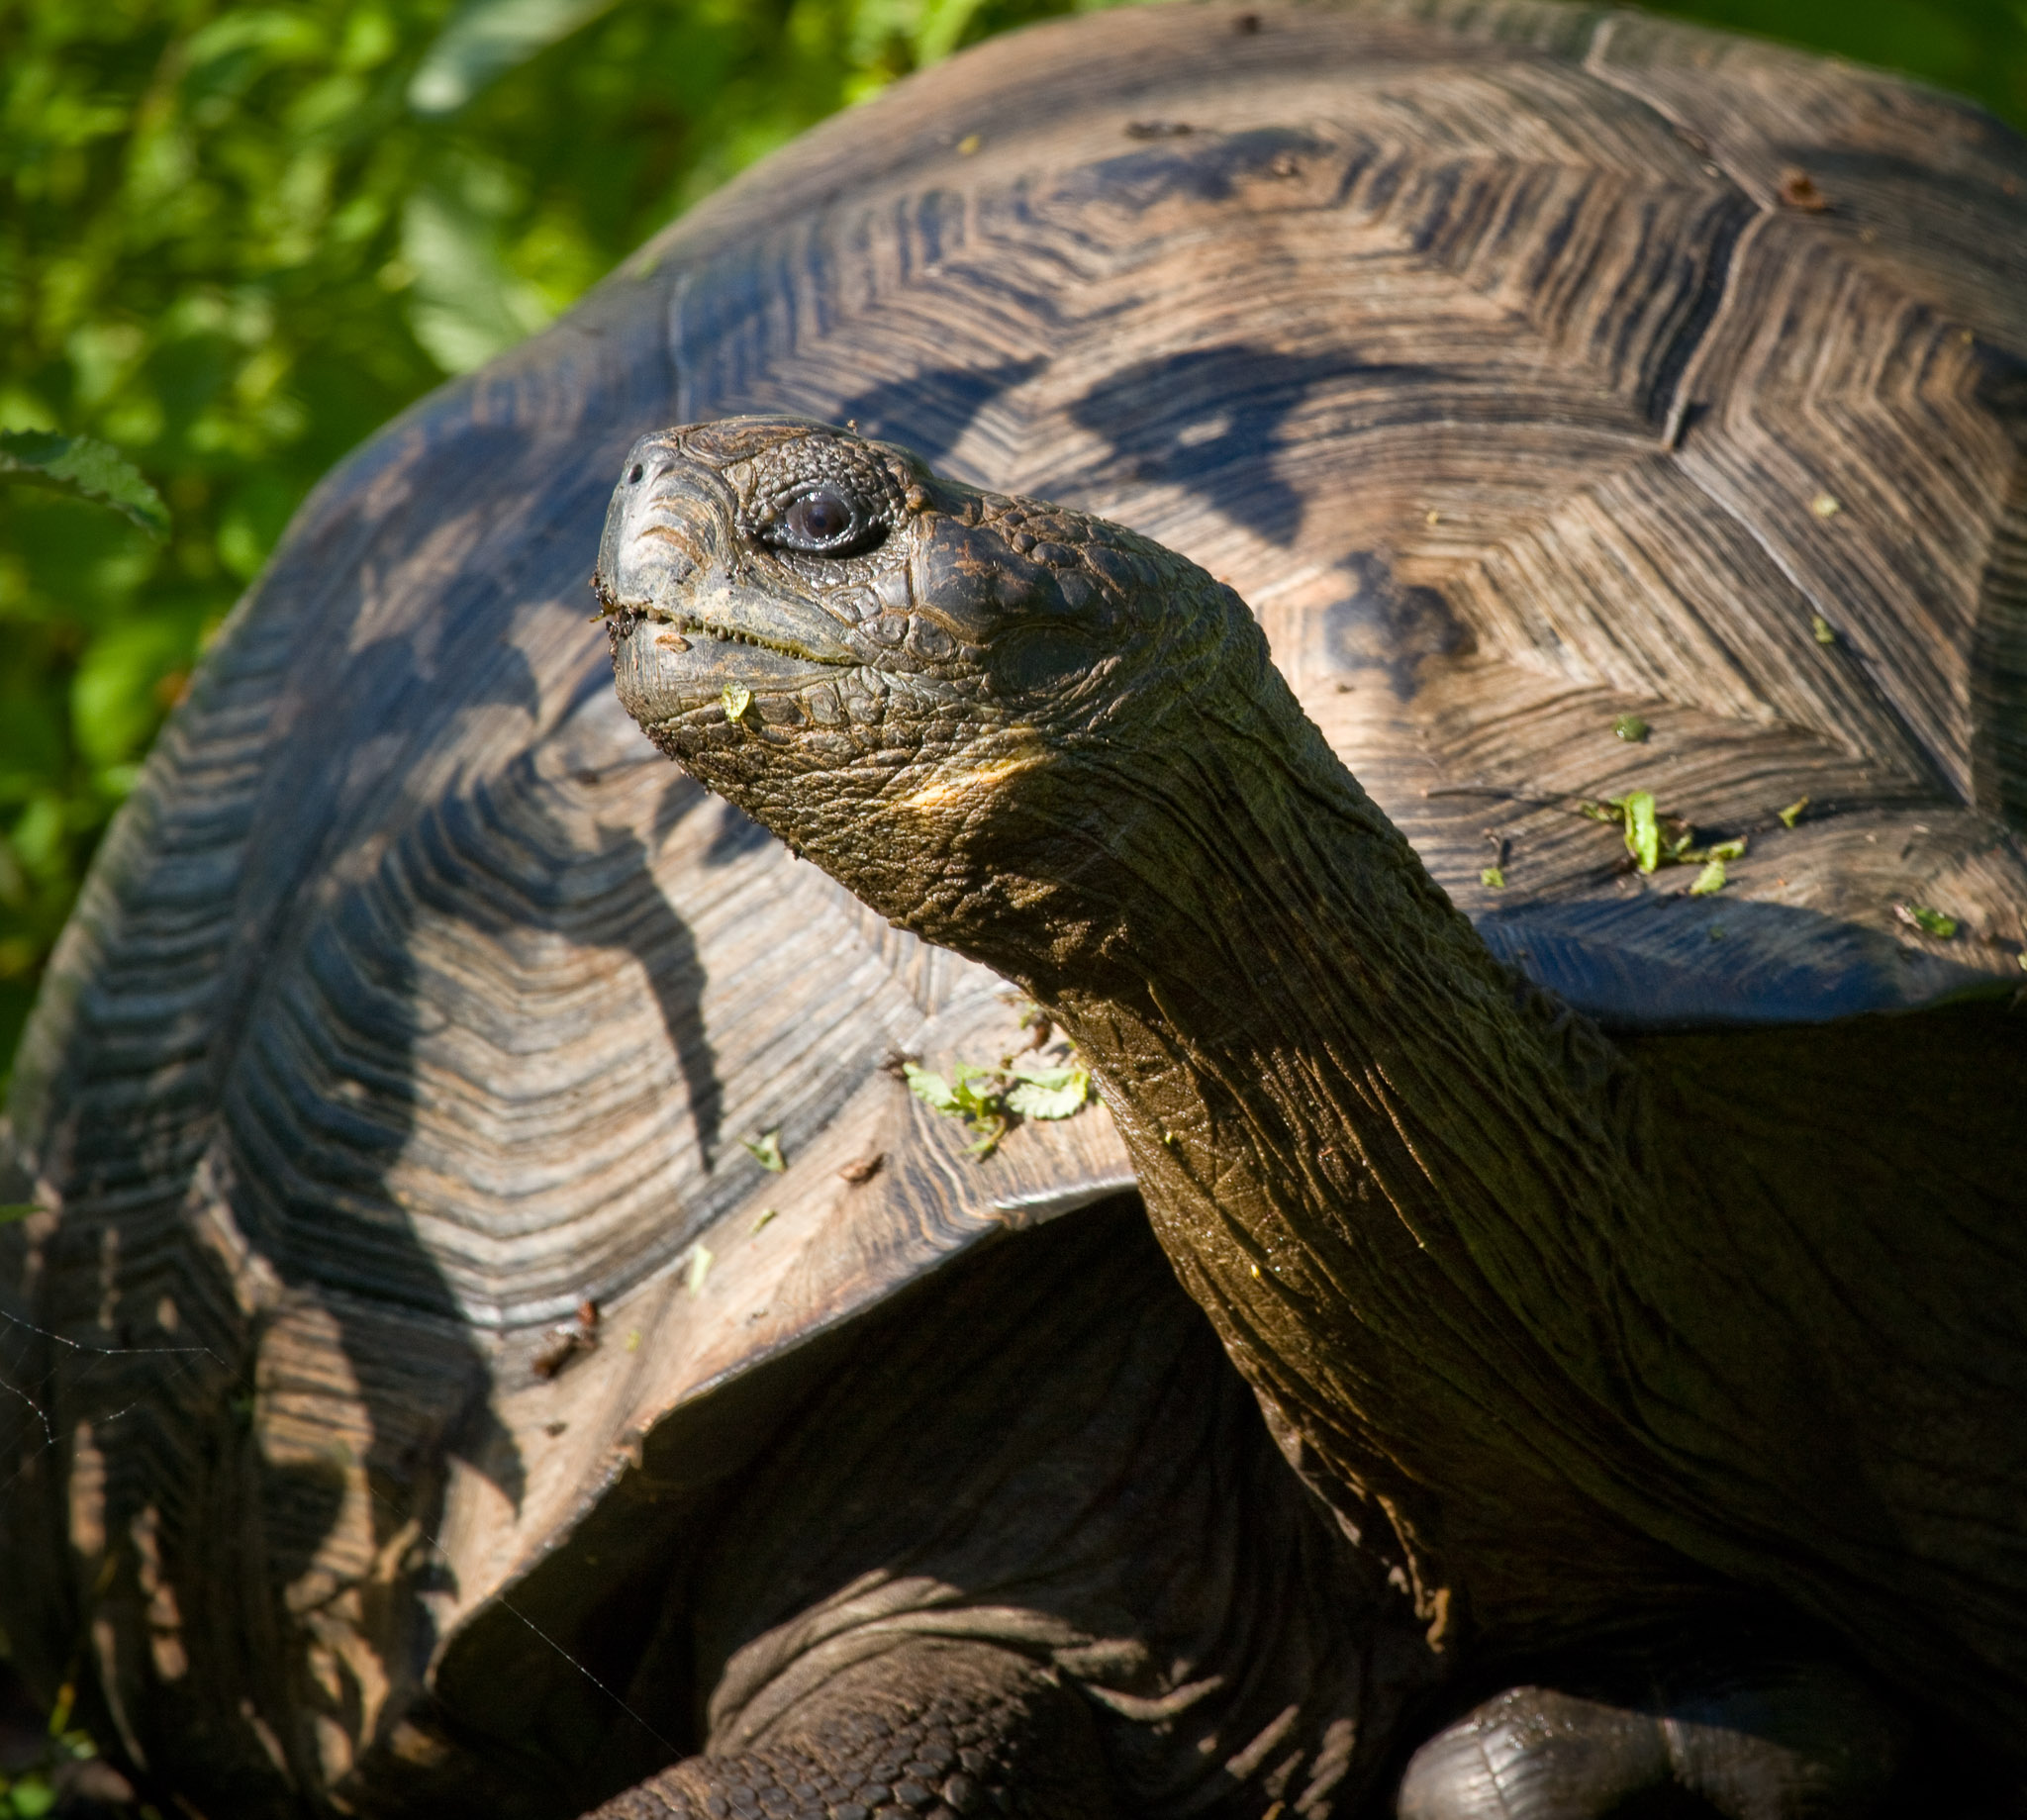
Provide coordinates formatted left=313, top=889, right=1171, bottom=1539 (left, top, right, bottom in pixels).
left=628, top=463, right=645, bottom=484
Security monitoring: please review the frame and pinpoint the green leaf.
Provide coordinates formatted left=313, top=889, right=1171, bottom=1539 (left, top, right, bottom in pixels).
left=1705, top=837, right=1747, bottom=863
left=906, top=1060, right=1019, bottom=1154
left=683, top=1243, right=714, bottom=1295
left=1613, top=791, right=1661, bottom=873
left=1811, top=615, right=1838, bottom=646
left=741, top=1129, right=785, bottom=1172
left=1777, top=797, right=1810, bottom=828
left=1480, top=865, right=1505, bottom=889
left=1897, top=904, right=1959, bottom=939
left=1005, top=1065, right=1090, bottom=1120
left=1689, top=857, right=1728, bottom=896
left=751, top=1207, right=778, bottom=1233
left=946, top=1066, right=1004, bottom=1123
left=0, top=1205, right=40, bottom=1225
left=961, top=1112, right=1009, bottom=1158
left=409, top=0, right=626, bottom=115
left=0, top=431, right=166, bottom=537
left=1611, top=714, right=1649, bottom=743
left=903, top=1064, right=959, bottom=1114
left=722, top=681, right=753, bottom=723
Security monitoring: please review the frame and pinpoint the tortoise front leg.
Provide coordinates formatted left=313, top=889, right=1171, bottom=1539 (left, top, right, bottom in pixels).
left=586, top=1639, right=1113, bottom=1820
left=1398, top=1660, right=1912, bottom=1820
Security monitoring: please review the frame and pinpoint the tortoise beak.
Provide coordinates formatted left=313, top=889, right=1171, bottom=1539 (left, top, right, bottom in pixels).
left=598, top=454, right=859, bottom=664
left=600, top=440, right=859, bottom=725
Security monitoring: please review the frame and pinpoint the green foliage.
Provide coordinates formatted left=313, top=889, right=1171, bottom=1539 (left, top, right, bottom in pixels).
left=2, top=0, right=2025, bottom=1086
left=0, top=1774, right=57, bottom=1820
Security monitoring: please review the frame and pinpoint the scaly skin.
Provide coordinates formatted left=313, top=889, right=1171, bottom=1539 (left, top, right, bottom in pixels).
left=594, top=416, right=2022, bottom=1762
left=589, top=1642, right=1112, bottom=1820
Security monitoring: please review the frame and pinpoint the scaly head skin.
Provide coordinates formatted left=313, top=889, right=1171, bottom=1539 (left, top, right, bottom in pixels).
left=596, top=416, right=1272, bottom=993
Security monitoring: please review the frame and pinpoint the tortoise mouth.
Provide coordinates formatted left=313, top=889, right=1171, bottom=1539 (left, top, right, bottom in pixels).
left=609, top=597, right=860, bottom=728
left=629, top=599, right=857, bottom=666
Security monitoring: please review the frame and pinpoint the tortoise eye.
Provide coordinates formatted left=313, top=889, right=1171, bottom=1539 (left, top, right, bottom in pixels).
left=789, top=488, right=853, bottom=542
left=762, top=482, right=885, bottom=556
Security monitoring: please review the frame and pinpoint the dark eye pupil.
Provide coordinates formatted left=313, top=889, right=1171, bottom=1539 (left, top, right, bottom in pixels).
left=788, top=488, right=853, bottom=543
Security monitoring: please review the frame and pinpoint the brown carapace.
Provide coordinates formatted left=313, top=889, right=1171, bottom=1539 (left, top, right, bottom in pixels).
left=5, top=4, right=2025, bottom=1819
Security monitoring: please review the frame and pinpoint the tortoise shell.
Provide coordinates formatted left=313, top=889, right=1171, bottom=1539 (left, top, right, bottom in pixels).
left=4, top=0, right=2024, bottom=1812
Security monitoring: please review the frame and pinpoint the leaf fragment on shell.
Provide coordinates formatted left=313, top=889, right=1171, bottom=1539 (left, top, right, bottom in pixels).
left=1895, top=904, right=1959, bottom=939
left=1611, top=714, right=1649, bottom=743
left=722, top=681, right=753, bottom=722
left=1005, top=1065, right=1091, bottom=1120
left=903, top=1064, right=959, bottom=1114
left=1580, top=793, right=1745, bottom=884
left=1617, top=791, right=1661, bottom=873
left=742, top=1129, right=785, bottom=1172
left=905, top=1056, right=1089, bottom=1157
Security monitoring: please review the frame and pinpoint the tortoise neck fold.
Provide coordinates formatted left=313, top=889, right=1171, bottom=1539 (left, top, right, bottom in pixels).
left=1007, top=681, right=1703, bottom=1646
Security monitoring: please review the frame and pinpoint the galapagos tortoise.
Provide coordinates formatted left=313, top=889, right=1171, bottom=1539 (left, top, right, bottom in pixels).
left=593, top=0, right=2027, bottom=1797
left=6, top=0, right=2027, bottom=1815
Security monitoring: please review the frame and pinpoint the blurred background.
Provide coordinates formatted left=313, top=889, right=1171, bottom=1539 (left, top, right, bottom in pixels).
left=3, top=0, right=2026, bottom=1083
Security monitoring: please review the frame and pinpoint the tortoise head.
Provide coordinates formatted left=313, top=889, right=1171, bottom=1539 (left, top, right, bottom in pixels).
left=600, top=417, right=1265, bottom=959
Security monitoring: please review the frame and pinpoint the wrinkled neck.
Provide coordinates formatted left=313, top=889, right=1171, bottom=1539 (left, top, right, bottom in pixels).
left=939, top=676, right=1707, bottom=1647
